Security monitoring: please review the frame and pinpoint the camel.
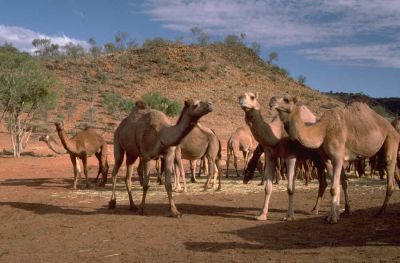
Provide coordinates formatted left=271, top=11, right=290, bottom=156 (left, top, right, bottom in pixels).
left=270, top=95, right=400, bottom=223
left=54, top=122, right=109, bottom=189
left=173, top=123, right=222, bottom=192
left=238, top=92, right=350, bottom=221
left=226, top=126, right=258, bottom=177
left=108, top=99, right=213, bottom=217
left=39, top=134, right=84, bottom=178
left=393, top=117, right=400, bottom=169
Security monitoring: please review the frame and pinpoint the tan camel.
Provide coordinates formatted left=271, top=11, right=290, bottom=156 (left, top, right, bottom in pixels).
left=55, top=122, right=109, bottom=189
left=270, top=96, right=400, bottom=223
left=239, top=92, right=350, bottom=221
left=39, top=134, right=83, bottom=177
left=173, top=124, right=222, bottom=192
left=109, top=99, right=213, bottom=217
left=392, top=117, right=400, bottom=168
left=226, top=126, right=258, bottom=177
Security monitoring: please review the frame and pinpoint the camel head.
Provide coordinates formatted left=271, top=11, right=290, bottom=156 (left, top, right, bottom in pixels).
left=238, top=92, right=260, bottom=112
left=55, top=121, right=65, bottom=132
left=38, top=134, right=50, bottom=143
left=269, top=95, right=298, bottom=123
left=183, top=99, right=213, bottom=120
left=135, top=100, right=148, bottom=110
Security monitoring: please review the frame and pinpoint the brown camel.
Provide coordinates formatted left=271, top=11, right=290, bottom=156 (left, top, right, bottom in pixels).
left=39, top=134, right=83, bottom=177
left=55, top=122, right=109, bottom=189
left=239, top=92, right=350, bottom=221
left=173, top=123, right=222, bottom=192
left=109, top=99, right=213, bottom=217
left=226, top=126, right=258, bottom=177
left=270, top=96, right=400, bottom=223
left=393, top=117, right=400, bottom=169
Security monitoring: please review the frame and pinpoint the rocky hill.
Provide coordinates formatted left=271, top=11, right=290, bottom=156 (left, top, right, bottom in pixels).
left=41, top=42, right=343, bottom=140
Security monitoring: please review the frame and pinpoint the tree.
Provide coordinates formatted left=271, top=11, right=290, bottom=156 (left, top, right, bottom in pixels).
left=267, top=51, right=278, bottom=64
left=114, top=31, right=129, bottom=51
left=32, top=38, right=60, bottom=58
left=104, top=43, right=117, bottom=53
left=190, top=27, right=210, bottom=45
left=0, top=47, right=57, bottom=157
left=250, top=42, right=261, bottom=56
left=63, top=42, right=85, bottom=60
left=224, top=34, right=241, bottom=46
left=297, top=75, right=306, bottom=85
left=88, top=37, right=102, bottom=59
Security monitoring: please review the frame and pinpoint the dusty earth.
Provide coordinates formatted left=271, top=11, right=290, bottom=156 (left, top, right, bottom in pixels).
left=0, top=133, right=400, bottom=262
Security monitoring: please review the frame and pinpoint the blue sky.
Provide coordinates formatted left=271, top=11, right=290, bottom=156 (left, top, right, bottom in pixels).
left=0, top=0, right=399, bottom=98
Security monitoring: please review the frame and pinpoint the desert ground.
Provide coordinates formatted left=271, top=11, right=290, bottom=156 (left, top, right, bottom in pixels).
left=0, top=132, right=400, bottom=263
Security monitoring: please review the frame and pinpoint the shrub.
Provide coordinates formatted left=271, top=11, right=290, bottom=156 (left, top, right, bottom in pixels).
left=102, top=92, right=134, bottom=118
left=142, top=92, right=181, bottom=117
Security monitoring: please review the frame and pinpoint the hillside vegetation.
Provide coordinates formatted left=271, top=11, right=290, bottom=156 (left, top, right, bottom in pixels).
left=40, top=42, right=342, bottom=140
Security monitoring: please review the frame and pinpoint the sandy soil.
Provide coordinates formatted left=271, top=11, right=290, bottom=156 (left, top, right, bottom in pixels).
left=0, top=133, right=400, bottom=262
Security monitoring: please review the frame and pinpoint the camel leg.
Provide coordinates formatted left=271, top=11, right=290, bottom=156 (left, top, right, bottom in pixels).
left=203, top=157, right=215, bottom=191
left=70, top=155, right=79, bottom=190
left=190, top=160, right=197, bottom=183
left=375, top=140, right=397, bottom=216
left=233, top=155, right=240, bottom=177
left=255, top=154, right=274, bottom=221
left=139, top=160, right=151, bottom=215
left=81, top=156, right=91, bottom=189
left=108, top=147, right=124, bottom=209
left=340, top=168, right=351, bottom=216
left=175, top=157, right=187, bottom=193
left=76, top=158, right=82, bottom=179
left=226, top=148, right=231, bottom=178
left=94, top=152, right=102, bottom=183
left=284, top=157, right=296, bottom=221
left=126, top=155, right=138, bottom=211
left=164, top=149, right=181, bottom=217
left=326, top=157, right=343, bottom=224
left=311, top=159, right=327, bottom=215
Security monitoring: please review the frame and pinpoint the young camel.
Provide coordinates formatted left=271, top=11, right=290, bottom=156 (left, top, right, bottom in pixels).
left=39, top=134, right=83, bottom=178
left=55, top=122, right=109, bottom=189
left=173, top=124, right=222, bottom=192
left=109, top=99, right=213, bottom=217
left=226, top=126, right=258, bottom=177
left=239, top=92, right=350, bottom=221
left=270, top=96, right=400, bottom=223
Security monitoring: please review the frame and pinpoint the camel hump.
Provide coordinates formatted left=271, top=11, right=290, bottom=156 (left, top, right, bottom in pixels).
left=298, top=105, right=316, bottom=124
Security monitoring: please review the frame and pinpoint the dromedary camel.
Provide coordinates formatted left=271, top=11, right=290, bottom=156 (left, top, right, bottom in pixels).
left=39, top=134, right=83, bottom=178
left=270, top=95, right=400, bottom=223
left=226, top=126, right=258, bottom=177
left=173, top=123, right=222, bottom=192
left=393, top=117, right=400, bottom=169
left=239, top=92, right=350, bottom=221
left=109, top=99, right=213, bottom=217
left=55, top=122, right=109, bottom=189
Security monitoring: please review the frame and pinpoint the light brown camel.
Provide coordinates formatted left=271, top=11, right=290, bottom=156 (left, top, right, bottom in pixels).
left=226, top=126, right=258, bottom=177
left=39, top=134, right=83, bottom=178
left=270, top=96, right=400, bottom=223
left=393, top=117, right=400, bottom=169
left=55, top=122, right=109, bottom=189
left=173, top=124, right=222, bottom=192
left=239, top=92, right=350, bottom=221
left=109, top=99, right=213, bottom=217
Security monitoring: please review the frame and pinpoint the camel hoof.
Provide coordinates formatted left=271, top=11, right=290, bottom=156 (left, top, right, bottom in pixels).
left=310, top=209, right=319, bottom=215
left=191, top=179, right=197, bottom=183
left=283, top=216, right=295, bottom=221
left=108, top=199, right=116, bottom=209
left=255, top=214, right=267, bottom=221
left=130, top=205, right=138, bottom=212
left=374, top=211, right=384, bottom=218
left=139, top=207, right=144, bottom=215
left=216, top=187, right=222, bottom=191
left=341, top=210, right=352, bottom=217
left=169, top=210, right=182, bottom=218
left=325, top=215, right=338, bottom=224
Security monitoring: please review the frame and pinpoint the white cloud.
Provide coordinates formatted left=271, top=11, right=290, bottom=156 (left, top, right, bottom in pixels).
left=142, top=0, right=400, bottom=68
left=72, top=9, right=85, bottom=19
left=0, top=25, right=89, bottom=53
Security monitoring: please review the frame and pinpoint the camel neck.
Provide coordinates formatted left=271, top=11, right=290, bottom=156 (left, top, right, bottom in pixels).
left=57, top=130, right=77, bottom=154
left=245, top=109, right=281, bottom=147
left=287, top=107, right=324, bottom=149
left=161, top=111, right=197, bottom=147
left=47, top=136, right=67, bottom=154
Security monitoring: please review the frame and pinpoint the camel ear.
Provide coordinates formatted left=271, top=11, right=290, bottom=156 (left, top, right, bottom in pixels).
left=255, top=92, right=259, bottom=99
left=184, top=99, right=194, bottom=107
left=135, top=100, right=148, bottom=109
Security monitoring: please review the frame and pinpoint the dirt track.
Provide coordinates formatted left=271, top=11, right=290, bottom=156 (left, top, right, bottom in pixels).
left=1, top=150, right=400, bottom=263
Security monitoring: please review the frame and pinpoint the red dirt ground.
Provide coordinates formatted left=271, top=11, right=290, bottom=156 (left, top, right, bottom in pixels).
left=0, top=133, right=400, bottom=262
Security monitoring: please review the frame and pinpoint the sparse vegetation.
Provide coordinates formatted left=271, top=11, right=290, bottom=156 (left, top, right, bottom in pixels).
left=142, top=92, right=181, bottom=117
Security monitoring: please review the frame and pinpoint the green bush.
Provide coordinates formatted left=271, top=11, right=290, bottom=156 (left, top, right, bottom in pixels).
left=102, top=92, right=134, bottom=118
left=142, top=92, right=181, bottom=117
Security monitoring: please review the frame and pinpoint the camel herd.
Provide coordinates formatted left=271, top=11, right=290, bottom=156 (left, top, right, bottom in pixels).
left=39, top=92, right=400, bottom=224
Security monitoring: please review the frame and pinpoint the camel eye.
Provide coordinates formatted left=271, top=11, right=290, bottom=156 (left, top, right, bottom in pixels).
left=250, top=96, right=255, bottom=100
left=284, top=97, right=289, bottom=103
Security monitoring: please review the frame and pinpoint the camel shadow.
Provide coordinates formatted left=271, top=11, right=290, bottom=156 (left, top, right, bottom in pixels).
left=185, top=203, right=400, bottom=251
left=0, top=200, right=265, bottom=219
left=0, top=178, right=72, bottom=189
